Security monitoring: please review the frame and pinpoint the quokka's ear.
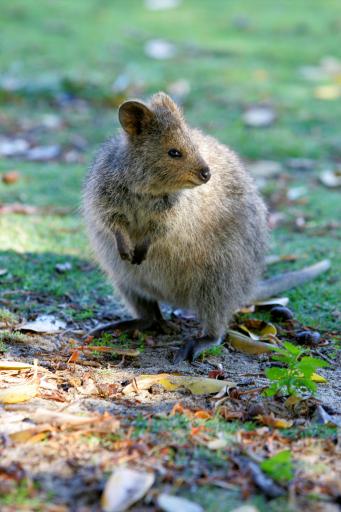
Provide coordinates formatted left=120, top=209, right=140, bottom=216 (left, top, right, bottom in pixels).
left=118, top=100, right=155, bottom=135
left=151, top=92, right=182, bottom=116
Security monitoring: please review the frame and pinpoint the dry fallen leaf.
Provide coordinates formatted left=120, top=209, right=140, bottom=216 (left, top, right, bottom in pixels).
left=239, top=319, right=277, bottom=341
left=122, top=373, right=236, bottom=395
left=19, top=314, right=66, bottom=333
left=144, top=39, right=177, bottom=59
left=243, top=105, right=276, bottom=127
left=254, top=297, right=289, bottom=308
left=314, top=85, right=340, bottom=100
left=101, top=466, right=155, bottom=512
left=0, top=203, right=39, bottom=215
left=1, top=170, right=21, bottom=184
left=319, top=170, right=341, bottom=188
left=157, top=493, right=204, bottom=512
left=227, top=329, right=276, bottom=354
left=81, top=345, right=140, bottom=357
left=0, top=382, right=38, bottom=404
left=207, top=435, right=229, bottom=450
left=0, top=360, right=33, bottom=370
left=256, top=415, right=293, bottom=429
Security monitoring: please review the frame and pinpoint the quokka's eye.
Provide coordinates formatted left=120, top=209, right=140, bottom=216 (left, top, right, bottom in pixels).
left=168, top=148, right=182, bottom=158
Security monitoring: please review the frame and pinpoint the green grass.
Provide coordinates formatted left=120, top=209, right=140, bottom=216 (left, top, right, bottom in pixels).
left=0, top=3, right=340, bottom=509
left=0, top=480, right=46, bottom=511
left=0, top=0, right=340, bottom=329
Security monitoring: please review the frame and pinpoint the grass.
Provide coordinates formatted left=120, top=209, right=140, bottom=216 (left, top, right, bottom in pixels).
left=0, top=1, right=340, bottom=510
left=1, top=0, right=340, bottom=329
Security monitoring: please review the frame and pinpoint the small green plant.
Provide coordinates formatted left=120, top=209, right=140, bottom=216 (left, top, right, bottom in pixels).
left=264, top=341, right=329, bottom=397
left=93, top=332, right=129, bottom=347
left=261, top=450, right=294, bottom=484
left=201, top=345, right=224, bottom=358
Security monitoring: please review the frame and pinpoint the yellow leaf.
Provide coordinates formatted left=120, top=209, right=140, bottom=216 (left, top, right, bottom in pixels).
left=239, top=320, right=277, bottom=340
left=122, top=373, right=236, bottom=395
left=311, top=373, right=327, bottom=383
left=0, top=360, right=33, bottom=370
left=227, top=330, right=276, bottom=354
left=314, top=85, right=340, bottom=100
left=0, top=382, right=37, bottom=403
left=256, top=414, right=293, bottom=428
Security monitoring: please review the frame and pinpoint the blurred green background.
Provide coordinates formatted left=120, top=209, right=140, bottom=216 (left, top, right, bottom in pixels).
left=0, top=0, right=340, bottom=330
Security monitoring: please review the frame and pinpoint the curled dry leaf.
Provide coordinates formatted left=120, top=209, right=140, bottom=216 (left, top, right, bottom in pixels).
left=157, top=493, right=204, bottom=512
left=227, top=330, right=276, bottom=354
left=0, top=382, right=38, bottom=404
left=122, top=373, right=236, bottom=395
left=319, top=169, right=341, bottom=188
left=239, top=319, right=277, bottom=341
left=0, top=360, right=33, bottom=370
left=19, top=314, right=66, bottom=334
left=29, top=409, right=116, bottom=428
left=207, top=432, right=230, bottom=450
left=254, top=297, right=289, bottom=308
left=256, top=415, right=293, bottom=429
left=101, top=467, right=155, bottom=512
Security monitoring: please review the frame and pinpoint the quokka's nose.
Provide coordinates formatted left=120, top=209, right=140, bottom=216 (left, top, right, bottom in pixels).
left=199, top=166, right=211, bottom=182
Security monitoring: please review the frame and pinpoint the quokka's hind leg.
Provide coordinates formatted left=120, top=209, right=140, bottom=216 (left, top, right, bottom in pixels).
left=174, top=335, right=224, bottom=363
left=174, top=284, right=232, bottom=363
left=87, top=286, right=179, bottom=337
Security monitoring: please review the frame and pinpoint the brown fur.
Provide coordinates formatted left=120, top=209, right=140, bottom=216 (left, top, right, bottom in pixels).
left=83, top=92, right=268, bottom=345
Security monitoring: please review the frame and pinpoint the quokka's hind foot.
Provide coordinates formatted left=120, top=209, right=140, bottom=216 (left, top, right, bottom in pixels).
left=87, top=317, right=180, bottom=338
left=174, top=335, right=224, bottom=363
left=87, top=318, right=155, bottom=338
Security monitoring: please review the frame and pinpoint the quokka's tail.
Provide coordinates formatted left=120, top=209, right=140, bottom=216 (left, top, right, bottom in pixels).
left=252, top=259, right=331, bottom=301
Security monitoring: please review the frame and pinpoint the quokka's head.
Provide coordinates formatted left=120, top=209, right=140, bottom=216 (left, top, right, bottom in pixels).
left=118, top=92, right=210, bottom=195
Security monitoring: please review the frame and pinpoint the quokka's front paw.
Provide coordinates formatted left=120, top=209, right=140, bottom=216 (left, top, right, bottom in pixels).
left=131, top=245, right=148, bottom=265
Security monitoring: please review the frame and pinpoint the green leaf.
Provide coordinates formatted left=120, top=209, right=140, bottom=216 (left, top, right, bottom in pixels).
left=265, top=367, right=288, bottom=380
left=299, top=356, right=329, bottom=369
left=271, top=354, right=293, bottom=364
left=262, top=383, right=280, bottom=397
left=282, top=341, right=305, bottom=357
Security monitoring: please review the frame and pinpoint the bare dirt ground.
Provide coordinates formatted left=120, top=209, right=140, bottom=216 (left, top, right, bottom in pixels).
left=1, top=298, right=340, bottom=511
